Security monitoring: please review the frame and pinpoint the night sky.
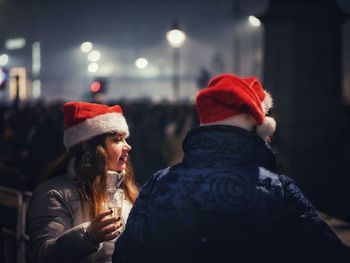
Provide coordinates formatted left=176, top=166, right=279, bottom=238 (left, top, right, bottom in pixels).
left=0, top=0, right=349, bottom=102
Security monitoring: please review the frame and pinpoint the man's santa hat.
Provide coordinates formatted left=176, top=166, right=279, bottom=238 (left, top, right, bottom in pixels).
left=63, top=102, right=129, bottom=149
left=196, top=74, right=276, bottom=139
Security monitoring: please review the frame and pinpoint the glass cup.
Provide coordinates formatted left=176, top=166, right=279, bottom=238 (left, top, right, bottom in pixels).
left=106, top=188, right=124, bottom=218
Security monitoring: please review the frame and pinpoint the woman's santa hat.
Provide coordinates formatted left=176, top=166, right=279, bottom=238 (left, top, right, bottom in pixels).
left=196, top=74, right=276, bottom=139
left=63, top=102, right=129, bottom=149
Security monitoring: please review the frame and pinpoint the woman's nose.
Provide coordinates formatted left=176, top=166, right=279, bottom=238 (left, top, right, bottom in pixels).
left=123, top=141, right=132, bottom=152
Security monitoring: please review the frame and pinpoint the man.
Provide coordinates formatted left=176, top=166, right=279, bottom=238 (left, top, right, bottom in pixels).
left=113, top=74, right=350, bottom=262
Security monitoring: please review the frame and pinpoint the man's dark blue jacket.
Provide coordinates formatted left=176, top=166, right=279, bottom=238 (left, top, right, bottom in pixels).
left=113, top=125, right=350, bottom=262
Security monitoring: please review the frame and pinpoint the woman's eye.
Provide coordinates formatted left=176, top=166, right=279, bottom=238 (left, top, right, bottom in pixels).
left=113, top=137, right=122, bottom=142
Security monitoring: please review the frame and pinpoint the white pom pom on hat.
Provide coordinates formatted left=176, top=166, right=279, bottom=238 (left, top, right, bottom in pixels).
left=256, top=116, right=276, bottom=139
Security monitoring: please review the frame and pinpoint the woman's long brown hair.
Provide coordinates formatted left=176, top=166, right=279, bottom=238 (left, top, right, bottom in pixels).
left=45, top=133, right=138, bottom=218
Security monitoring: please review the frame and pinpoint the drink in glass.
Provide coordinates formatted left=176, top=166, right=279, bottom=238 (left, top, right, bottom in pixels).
left=106, top=188, right=124, bottom=218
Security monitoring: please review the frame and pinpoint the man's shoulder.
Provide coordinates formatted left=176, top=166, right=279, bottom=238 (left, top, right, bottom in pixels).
left=153, top=166, right=172, bottom=180
left=257, top=169, right=299, bottom=192
left=258, top=167, right=285, bottom=183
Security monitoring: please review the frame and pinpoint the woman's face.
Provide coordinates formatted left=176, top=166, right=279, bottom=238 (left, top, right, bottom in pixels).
left=104, top=133, right=132, bottom=172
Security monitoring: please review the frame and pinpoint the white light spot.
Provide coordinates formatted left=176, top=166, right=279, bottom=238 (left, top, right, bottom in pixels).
left=5, top=38, right=26, bottom=50
left=80, top=42, right=93, bottom=53
left=88, top=50, right=101, bottom=62
left=166, top=29, right=186, bottom=48
left=0, top=54, right=9, bottom=66
left=32, top=42, right=41, bottom=76
left=32, top=79, right=41, bottom=99
left=135, top=58, right=148, bottom=69
left=88, top=63, right=99, bottom=73
left=249, top=16, right=261, bottom=27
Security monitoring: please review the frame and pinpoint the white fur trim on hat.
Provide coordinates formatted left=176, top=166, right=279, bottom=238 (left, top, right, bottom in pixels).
left=256, top=116, right=276, bottom=139
left=262, top=92, right=273, bottom=114
left=64, top=112, right=129, bottom=149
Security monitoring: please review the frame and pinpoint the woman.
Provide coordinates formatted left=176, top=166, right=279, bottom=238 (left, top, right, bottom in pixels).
left=29, top=102, right=138, bottom=263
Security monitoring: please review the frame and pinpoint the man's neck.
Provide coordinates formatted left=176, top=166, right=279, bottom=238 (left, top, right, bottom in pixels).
left=200, top=113, right=256, bottom=131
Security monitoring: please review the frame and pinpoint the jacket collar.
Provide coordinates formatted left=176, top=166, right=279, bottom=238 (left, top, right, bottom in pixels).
left=66, top=157, right=125, bottom=189
left=182, top=125, right=276, bottom=170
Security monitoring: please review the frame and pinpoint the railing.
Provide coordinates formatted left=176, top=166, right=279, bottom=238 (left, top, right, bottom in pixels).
left=0, top=186, right=32, bottom=263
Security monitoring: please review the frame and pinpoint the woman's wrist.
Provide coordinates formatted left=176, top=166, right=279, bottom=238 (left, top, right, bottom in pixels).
left=86, top=225, right=100, bottom=245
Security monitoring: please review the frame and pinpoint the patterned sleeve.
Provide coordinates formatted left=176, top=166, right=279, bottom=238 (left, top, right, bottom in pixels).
left=280, top=175, right=350, bottom=262
left=113, top=169, right=164, bottom=263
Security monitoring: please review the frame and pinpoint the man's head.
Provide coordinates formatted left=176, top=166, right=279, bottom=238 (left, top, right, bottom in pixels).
left=196, top=73, right=276, bottom=140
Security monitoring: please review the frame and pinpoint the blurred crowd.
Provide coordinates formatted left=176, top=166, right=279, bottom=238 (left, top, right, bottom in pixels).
left=0, top=100, right=198, bottom=191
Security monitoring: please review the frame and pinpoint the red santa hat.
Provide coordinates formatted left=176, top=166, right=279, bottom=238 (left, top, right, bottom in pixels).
left=63, top=102, right=129, bottom=149
left=196, top=74, right=276, bottom=139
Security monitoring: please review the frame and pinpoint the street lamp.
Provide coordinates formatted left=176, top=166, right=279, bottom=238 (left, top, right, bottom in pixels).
left=248, top=15, right=263, bottom=77
left=80, top=42, right=95, bottom=95
left=166, top=21, right=186, bottom=101
left=248, top=16, right=261, bottom=27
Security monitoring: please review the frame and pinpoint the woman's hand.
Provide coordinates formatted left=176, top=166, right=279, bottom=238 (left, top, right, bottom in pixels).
left=87, top=210, right=123, bottom=244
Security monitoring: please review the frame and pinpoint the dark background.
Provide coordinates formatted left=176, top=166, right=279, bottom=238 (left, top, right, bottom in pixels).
left=0, top=0, right=350, bottom=223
